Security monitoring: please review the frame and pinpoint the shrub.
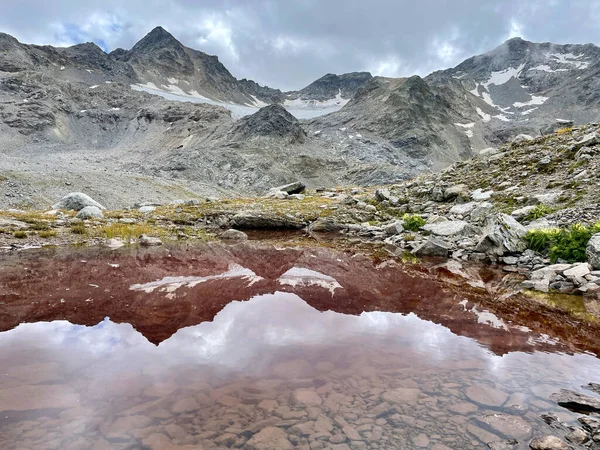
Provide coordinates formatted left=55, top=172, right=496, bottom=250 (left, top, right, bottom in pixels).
left=524, top=204, right=554, bottom=222
left=526, top=222, right=600, bottom=263
left=402, top=214, right=426, bottom=232
left=13, top=231, right=27, bottom=239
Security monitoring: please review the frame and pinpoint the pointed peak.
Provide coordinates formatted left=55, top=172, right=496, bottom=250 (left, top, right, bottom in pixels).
left=130, top=26, right=183, bottom=54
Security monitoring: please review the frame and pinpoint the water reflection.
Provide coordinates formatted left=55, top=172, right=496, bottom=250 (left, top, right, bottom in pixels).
left=1, top=293, right=600, bottom=449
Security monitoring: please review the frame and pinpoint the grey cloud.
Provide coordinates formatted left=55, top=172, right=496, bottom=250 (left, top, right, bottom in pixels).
left=1, top=0, right=599, bottom=90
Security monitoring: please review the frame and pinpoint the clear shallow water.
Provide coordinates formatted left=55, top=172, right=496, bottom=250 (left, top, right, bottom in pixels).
left=0, top=244, right=599, bottom=449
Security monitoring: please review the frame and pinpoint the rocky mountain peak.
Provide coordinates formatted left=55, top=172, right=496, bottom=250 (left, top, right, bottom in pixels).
left=128, top=26, right=184, bottom=56
left=231, top=104, right=306, bottom=143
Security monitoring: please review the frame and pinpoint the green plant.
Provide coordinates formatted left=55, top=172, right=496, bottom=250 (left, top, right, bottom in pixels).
left=524, top=204, right=554, bottom=222
left=402, top=214, right=426, bottom=232
left=526, top=223, right=600, bottom=263
left=13, top=231, right=27, bottom=239
left=71, top=224, right=87, bottom=235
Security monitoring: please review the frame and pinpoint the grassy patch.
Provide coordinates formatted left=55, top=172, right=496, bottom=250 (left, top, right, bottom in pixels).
left=524, top=204, right=555, bottom=222
left=556, top=127, right=573, bottom=135
left=402, top=214, right=426, bottom=232
left=38, top=230, right=58, bottom=238
left=13, top=231, right=27, bottom=239
left=96, top=223, right=162, bottom=240
left=70, top=224, right=87, bottom=235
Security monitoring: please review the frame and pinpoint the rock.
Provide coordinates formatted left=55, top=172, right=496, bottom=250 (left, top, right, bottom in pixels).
left=513, top=134, right=534, bottom=144
left=139, top=234, right=163, bottom=247
left=450, top=202, right=478, bottom=216
left=487, top=440, right=518, bottom=450
left=529, top=436, right=569, bottom=450
left=268, top=181, right=306, bottom=195
left=292, top=389, right=322, bottom=407
left=105, top=238, right=125, bottom=248
left=75, top=206, right=104, bottom=219
left=246, top=427, right=293, bottom=450
left=412, top=236, right=452, bottom=257
left=480, top=414, right=532, bottom=439
left=266, top=190, right=289, bottom=199
left=308, top=218, right=346, bottom=232
left=288, top=193, right=305, bottom=200
left=422, top=220, right=474, bottom=237
left=550, top=389, right=600, bottom=413
left=383, top=220, right=404, bottom=236
left=533, top=192, right=563, bottom=205
left=375, top=188, right=397, bottom=203
left=511, top=206, right=536, bottom=221
left=565, top=428, right=589, bottom=445
left=541, top=119, right=574, bottom=135
left=470, top=202, right=493, bottom=223
left=139, top=205, right=156, bottom=213
left=471, top=188, right=493, bottom=201
left=412, top=433, right=430, bottom=447
left=480, top=147, right=500, bottom=156
left=444, top=184, right=469, bottom=201
left=537, top=156, right=552, bottom=168
left=573, top=131, right=598, bottom=151
left=53, top=192, right=105, bottom=211
left=525, top=264, right=573, bottom=293
left=587, top=234, right=600, bottom=270
left=221, top=229, right=248, bottom=240
left=475, top=213, right=527, bottom=256
left=232, top=211, right=304, bottom=229
left=381, top=388, right=421, bottom=404
left=465, top=385, right=508, bottom=407
left=563, top=263, right=590, bottom=279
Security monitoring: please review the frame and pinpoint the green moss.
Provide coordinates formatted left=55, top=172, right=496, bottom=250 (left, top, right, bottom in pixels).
left=13, top=231, right=27, bottom=239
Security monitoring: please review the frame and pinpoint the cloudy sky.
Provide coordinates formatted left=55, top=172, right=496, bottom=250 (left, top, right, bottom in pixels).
left=2, top=0, right=599, bottom=90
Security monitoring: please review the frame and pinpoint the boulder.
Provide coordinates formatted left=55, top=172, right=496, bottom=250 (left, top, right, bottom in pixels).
left=529, top=436, right=569, bottom=450
left=475, top=213, right=527, bottom=256
left=443, top=184, right=469, bottom=201
left=511, top=206, right=536, bottom=221
left=139, top=206, right=156, bottom=213
left=232, top=211, right=305, bottom=229
left=384, top=220, right=404, bottom=236
left=449, top=202, right=478, bottom=216
left=246, top=427, right=293, bottom=450
left=573, top=131, right=598, bottom=151
left=412, top=236, right=452, bottom=257
left=512, top=134, right=534, bottom=144
left=375, top=188, right=399, bottom=204
left=75, top=206, right=104, bottom=219
left=471, top=188, right=493, bottom=201
left=541, top=119, right=574, bottom=135
left=533, top=192, right=562, bottom=205
left=587, top=234, right=600, bottom=270
left=139, top=234, right=162, bottom=247
left=422, top=220, right=474, bottom=237
left=268, top=181, right=305, bottom=195
left=221, top=229, right=248, bottom=240
left=53, top=192, right=105, bottom=211
left=479, top=147, right=500, bottom=156
left=470, top=202, right=493, bottom=223
left=550, top=389, right=600, bottom=414
left=308, top=218, right=346, bottom=233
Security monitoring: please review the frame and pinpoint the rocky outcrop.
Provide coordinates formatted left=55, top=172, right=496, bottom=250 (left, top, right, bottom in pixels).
left=53, top=193, right=106, bottom=211
left=586, top=234, right=600, bottom=269
left=475, top=214, right=527, bottom=257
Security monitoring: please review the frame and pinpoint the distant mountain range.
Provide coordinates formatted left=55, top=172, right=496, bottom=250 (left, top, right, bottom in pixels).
left=0, top=26, right=599, bottom=207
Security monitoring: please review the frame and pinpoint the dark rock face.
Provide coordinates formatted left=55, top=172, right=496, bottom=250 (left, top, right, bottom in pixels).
left=550, top=389, right=600, bottom=414
left=232, top=105, right=306, bottom=143
left=287, top=72, right=372, bottom=101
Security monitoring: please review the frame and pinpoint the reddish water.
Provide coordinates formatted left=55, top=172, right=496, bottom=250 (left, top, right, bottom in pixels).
left=0, top=243, right=599, bottom=449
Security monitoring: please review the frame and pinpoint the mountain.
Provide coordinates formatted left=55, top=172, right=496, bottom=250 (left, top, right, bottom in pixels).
left=1, top=28, right=600, bottom=209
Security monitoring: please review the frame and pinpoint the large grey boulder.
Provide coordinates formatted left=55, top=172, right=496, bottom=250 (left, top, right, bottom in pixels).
left=586, top=234, right=600, bottom=270
left=221, top=229, right=248, bottom=240
left=475, top=213, right=527, bottom=256
left=232, top=211, right=305, bottom=229
left=511, top=205, right=537, bottom=221
left=443, top=184, right=469, bottom=201
left=53, top=192, right=105, bottom=211
left=422, top=220, right=474, bottom=237
left=412, top=236, right=452, bottom=257
left=267, top=181, right=305, bottom=196
left=75, top=206, right=104, bottom=219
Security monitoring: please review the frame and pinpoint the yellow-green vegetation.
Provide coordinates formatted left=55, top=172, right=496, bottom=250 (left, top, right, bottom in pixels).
left=402, top=214, right=426, bottom=232
left=524, top=204, right=554, bottom=222
left=525, top=222, right=600, bottom=263
left=95, top=223, right=164, bottom=240
left=70, top=224, right=87, bottom=235
left=38, top=230, right=58, bottom=238
left=556, top=127, right=574, bottom=135
left=13, top=231, right=27, bottom=239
